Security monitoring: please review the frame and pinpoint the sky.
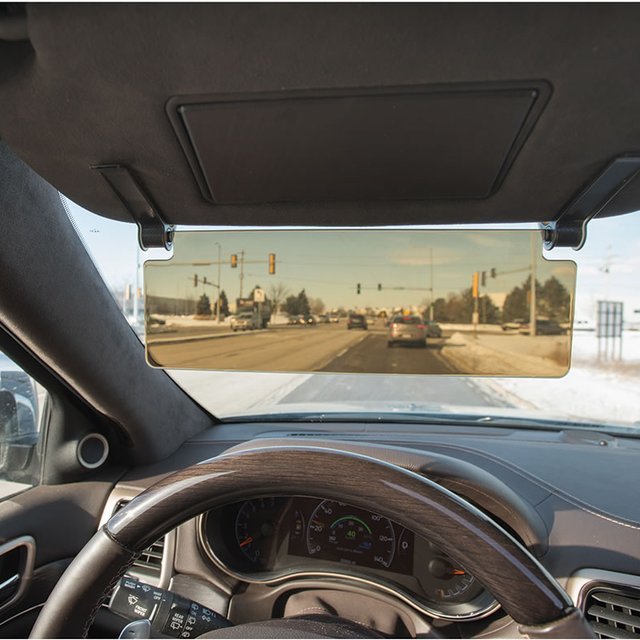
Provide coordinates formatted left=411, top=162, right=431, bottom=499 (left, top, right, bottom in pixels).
left=146, top=229, right=575, bottom=312
left=65, top=197, right=640, bottom=322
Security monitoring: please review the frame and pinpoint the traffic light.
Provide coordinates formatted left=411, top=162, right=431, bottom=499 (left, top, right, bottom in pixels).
left=193, top=274, right=198, bottom=287
left=268, top=253, right=276, bottom=275
left=357, top=283, right=361, bottom=295
left=472, top=272, right=479, bottom=298
left=490, top=267, right=496, bottom=278
left=377, top=283, right=382, bottom=291
left=203, top=276, right=208, bottom=285
left=481, top=271, right=486, bottom=287
left=231, top=254, right=238, bottom=268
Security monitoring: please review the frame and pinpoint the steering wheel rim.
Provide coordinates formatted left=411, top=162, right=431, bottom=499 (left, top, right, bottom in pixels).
left=30, top=446, right=591, bottom=638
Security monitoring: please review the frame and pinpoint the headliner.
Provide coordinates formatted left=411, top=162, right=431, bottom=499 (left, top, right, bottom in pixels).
left=1, top=3, right=640, bottom=228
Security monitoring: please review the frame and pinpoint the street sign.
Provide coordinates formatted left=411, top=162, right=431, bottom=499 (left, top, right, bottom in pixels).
left=596, top=300, right=623, bottom=338
left=253, top=288, right=266, bottom=303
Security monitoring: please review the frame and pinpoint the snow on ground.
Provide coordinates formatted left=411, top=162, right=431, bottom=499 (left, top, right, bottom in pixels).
left=571, top=329, right=640, bottom=364
left=153, top=314, right=231, bottom=328
left=473, top=331, right=640, bottom=426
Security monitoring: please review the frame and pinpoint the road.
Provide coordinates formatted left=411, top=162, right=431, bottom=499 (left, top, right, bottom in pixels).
left=278, top=370, right=501, bottom=408
left=148, top=322, right=456, bottom=374
left=156, top=323, right=513, bottom=412
left=149, top=323, right=366, bottom=371
left=276, top=326, right=501, bottom=407
left=319, top=331, right=452, bottom=374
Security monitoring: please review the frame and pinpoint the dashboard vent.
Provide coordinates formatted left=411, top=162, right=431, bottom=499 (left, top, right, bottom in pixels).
left=132, top=537, right=164, bottom=578
left=113, top=500, right=164, bottom=580
left=585, top=588, right=640, bottom=639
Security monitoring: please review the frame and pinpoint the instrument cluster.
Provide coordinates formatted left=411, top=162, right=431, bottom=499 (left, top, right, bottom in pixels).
left=200, top=496, right=498, bottom=620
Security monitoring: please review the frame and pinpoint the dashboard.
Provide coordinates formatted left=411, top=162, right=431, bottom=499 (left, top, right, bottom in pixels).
left=98, top=422, right=640, bottom=638
left=200, top=496, right=497, bottom=620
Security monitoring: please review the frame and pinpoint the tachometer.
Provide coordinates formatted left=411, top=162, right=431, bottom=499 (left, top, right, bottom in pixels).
left=306, top=500, right=396, bottom=569
left=234, top=497, right=282, bottom=566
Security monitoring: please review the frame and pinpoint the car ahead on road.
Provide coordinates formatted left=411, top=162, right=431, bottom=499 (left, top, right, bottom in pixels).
left=502, top=319, right=525, bottom=331
left=347, top=314, right=368, bottom=330
left=388, top=315, right=427, bottom=348
left=424, top=320, right=442, bottom=338
left=518, top=319, right=566, bottom=336
left=230, top=312, right=260, bottom=332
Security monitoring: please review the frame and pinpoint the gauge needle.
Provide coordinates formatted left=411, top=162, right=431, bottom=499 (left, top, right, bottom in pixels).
left=450, top=569, right=466, bottom=575
left=239, top=536, right=254, bottom=548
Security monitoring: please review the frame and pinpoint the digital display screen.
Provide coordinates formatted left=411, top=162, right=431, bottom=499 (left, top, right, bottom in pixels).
left=287, top=498, right=414, bottom=575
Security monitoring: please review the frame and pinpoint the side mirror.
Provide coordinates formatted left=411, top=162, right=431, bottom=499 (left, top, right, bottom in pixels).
left=0, top=389, right=38, bottom=473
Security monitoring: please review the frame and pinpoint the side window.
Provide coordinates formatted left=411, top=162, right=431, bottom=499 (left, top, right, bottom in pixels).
left=0, top=351, right=45, bottom=493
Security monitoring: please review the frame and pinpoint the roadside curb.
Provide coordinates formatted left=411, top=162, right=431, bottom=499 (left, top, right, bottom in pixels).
left=147, top=329, right=267, bottom=346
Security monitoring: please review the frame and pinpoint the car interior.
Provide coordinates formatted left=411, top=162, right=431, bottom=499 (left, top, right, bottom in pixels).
left=0, top=3, right=639, bottom=639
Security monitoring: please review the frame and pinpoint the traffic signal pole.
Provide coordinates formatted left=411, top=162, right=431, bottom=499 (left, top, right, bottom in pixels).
left=472, top=271, right=480, bottom=336
left=239, top=249, right=245, bottom=299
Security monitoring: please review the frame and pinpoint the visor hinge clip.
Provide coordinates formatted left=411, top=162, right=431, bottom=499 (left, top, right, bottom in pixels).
left=93, top=164, right=174, bottom=251
left=542, top=155, right=640, bottom=251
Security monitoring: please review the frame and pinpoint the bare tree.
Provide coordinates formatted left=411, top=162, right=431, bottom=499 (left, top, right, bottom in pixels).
left=268, top=282, right=291, bottom=313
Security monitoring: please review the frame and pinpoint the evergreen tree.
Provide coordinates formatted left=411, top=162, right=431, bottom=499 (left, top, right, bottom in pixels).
left=215, top=290, right=229, bottom=317
left=196, top=293, right=211, bottom=316
left=284, top=289, right=311, bottom=316
left=540, top=276, right=571, bottom=321
left=297, top=289, right=311, bottom=316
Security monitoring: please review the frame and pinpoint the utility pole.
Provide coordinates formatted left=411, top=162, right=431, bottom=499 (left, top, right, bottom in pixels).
left=429, top=247, right=434, bottom=321
left=214, top=242, right=221, bottom=324
left=530, top=234, right=537, bottom=337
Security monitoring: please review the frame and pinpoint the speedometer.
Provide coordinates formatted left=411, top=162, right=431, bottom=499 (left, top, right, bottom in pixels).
left=306, top=500, right=396, bottom=569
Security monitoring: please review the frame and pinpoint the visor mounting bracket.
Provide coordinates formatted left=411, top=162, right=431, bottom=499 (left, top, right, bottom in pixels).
left=93, top=165, right=174, bottom=251
left=543, top=155, right=640, bottom=251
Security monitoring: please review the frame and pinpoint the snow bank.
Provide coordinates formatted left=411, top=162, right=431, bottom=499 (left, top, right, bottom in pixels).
left=472, top=331, right=640, bottom=426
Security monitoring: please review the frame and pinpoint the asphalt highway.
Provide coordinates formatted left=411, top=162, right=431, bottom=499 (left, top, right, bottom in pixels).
left=320, top=331, right=453, bottom=374
left=148, top=322, right=456, bottom=374
left=158, top=322, right=509, bottom=410
left=148, top=323, right=368, bottom=371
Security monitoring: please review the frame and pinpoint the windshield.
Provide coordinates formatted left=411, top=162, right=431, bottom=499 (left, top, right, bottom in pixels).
left=64, top=195, right=640, bottom=429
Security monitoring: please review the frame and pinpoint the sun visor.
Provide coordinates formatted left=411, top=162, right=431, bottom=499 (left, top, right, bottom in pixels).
left=167, top=82, right=550, bottom=205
